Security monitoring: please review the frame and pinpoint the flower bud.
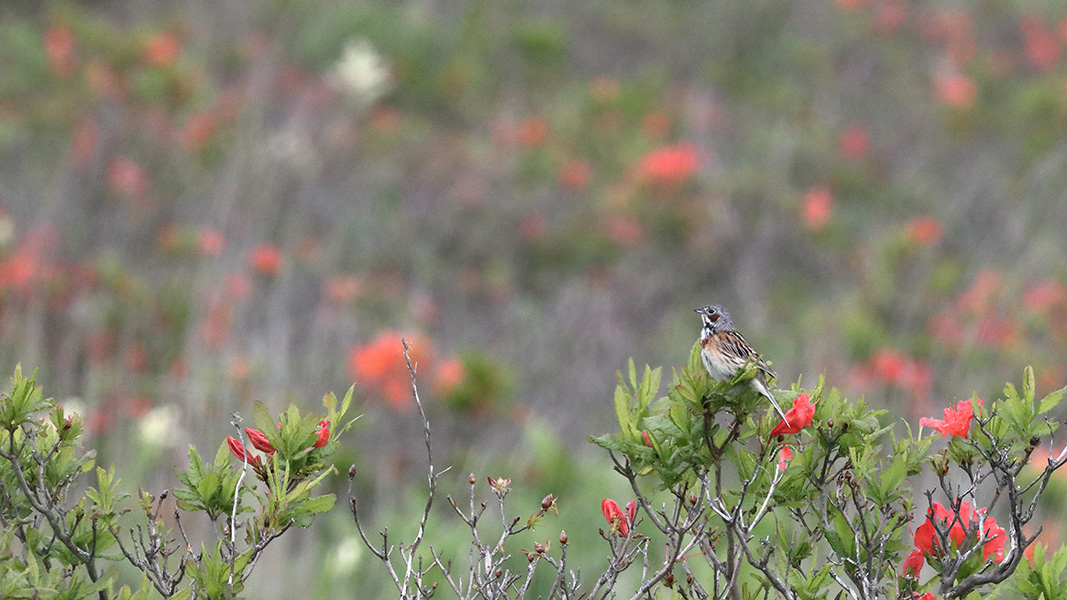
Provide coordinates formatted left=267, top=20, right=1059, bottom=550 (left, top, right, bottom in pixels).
left=469, top=474, right=477, bottom=485
left=559, top=530, right=568, bottom=545
left=541, top=494, right=554, bottom=511
left=534, top=542, right=545, bottom=554
left=349, top=465, right=357, bottom=479
left=495, top=570, right=503, bottom=578
left=688, top=494, right=697, bottom=505
left=664, top=573, right=674, bottom=587
left=245, top=428, right=276, bottom=454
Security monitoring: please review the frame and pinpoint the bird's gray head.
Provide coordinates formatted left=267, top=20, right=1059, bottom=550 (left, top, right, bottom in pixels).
left=695, top=304, right=733, bottom=338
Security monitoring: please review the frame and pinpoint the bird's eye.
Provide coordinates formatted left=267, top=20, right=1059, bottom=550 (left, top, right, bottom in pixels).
left=709, top=313, right=720, bottom=322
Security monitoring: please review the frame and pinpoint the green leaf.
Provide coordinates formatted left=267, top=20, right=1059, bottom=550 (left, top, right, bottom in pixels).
left=1038, top=385, right=1066, bottom=416
left=879, top=453, right=908, bottom=499
left=300, top=494, right=336, bottom=514
left=614, top=385, right=633, bottom=434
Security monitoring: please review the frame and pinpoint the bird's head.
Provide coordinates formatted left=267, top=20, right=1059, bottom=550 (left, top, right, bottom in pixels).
left=695, top=304, right=732, bottom=337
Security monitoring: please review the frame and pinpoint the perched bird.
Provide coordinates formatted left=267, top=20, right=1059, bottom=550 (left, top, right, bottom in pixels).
left=695, top=304, right=788, bottom=423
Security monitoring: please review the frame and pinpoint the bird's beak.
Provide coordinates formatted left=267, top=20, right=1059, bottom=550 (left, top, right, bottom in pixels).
left=694, top=307, right=703, bottom=314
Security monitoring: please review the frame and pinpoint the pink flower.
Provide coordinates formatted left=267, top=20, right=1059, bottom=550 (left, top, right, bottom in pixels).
left=838, top=124, right=871, bottom=162
left=920, top=399, right=981, bottom=438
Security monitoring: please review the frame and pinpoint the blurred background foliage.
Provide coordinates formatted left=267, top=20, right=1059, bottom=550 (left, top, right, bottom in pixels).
left=3, top=0, right=1067, bottom=596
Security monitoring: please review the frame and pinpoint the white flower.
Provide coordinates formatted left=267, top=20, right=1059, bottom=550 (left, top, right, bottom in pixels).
left=330, top=39, right=391, bottom=104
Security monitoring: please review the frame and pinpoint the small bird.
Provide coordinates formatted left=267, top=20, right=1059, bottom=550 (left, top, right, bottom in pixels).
left=695, top=304, right=788, bottom=423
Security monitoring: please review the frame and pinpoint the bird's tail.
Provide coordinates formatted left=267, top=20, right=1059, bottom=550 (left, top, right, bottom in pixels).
left=755, top=380, right=789, bottom=425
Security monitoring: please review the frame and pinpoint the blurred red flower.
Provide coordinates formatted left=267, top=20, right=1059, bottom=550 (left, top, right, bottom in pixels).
left=70, top=119, right=99, bottom=167
left=559, top=159, right=592, bottom=190
left=907, top=215, right=943, bottom=245
left=873, top=0, right=908, bottom=35
left=1021, top=17, right=1060, bottom=71
left=1024, top=279, right=1067, bottom=316
left=250, top=244, right=282, bottom=276
left=518, top=116, right=548, bottom=148
left=770, top=394, right=815, bottom=436
left=433, top=358, right=465, bottom=395
left=349, top=331, right=434, bottom=411
left=109, top=158, right=150, bottom=200
left=518, top=213, right=549, bottom=241
left=324, top=274, right=362, bottom=304
left=838, top=125, right=871, bottom=162
left=920, top=398, right=981, bottom=438
left=604, top=215, right=645, bottom=247
left=198, top=227, right=226, bottom=257
left=142, top=32, right=180, bottom=67
left=637, top=143, right=701, bottom=185
left=958, top=269, right=1001, bottom=316
left=934, top=72, right=977, bottom=109
left=181, top=111, right=219, bottom=152
left=802, top=185, right=833, bottom=230
left=43, top=25, right=76, bottom=77
left=868, top=347, right=931, bottom=399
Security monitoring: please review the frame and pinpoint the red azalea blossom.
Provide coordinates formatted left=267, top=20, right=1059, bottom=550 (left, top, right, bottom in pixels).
left=908, top=215, right=943, bottom=245
left=313, top=419, right=330, bottom=448
left=802, top=185, right=833, bottom=230
left=602, top=498, right=637, bottom=537
left=902, top=549, right=924, bottom=577
left=914, top=594, right=936, bottom=600
left=838, top=124, right=871, bottom=162
left=770, top=394, right=815, bottom=436
left=227, top=436, right=260, bottom=467
left=920, top=398, right=981, bottom=438
left=245, top=428, right=275, bottom=454
left=912, top=501, right=1006, bottom=564
left=250, top=244, right=282, bottom=276
left=637, top=143, right=701, bottom=185
left=777, top=447, right=793, bottom=470
left=642, top=431, right=653, bottom=447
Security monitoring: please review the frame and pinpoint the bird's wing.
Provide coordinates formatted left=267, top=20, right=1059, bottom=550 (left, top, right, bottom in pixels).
left=724, top=330, right=776, bottom=381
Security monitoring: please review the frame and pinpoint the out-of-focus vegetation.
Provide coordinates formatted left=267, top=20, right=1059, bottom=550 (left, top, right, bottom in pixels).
left=3, top=0, right=1067, bottom=597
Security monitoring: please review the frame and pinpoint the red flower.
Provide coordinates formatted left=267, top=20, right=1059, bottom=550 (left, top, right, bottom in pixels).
left=642, top=430, right=653, bottom=447
left=907, top=215, right=943, bottom=245
left=770, top=394, right=815, bottom=436
left=920, top=399, right=981, bottom=438
left=227, top=436, right=260, bottom=467
left=313, top=419, right=330, bottom=448
left=802, top=185, right=833, bottom=230
left=912, top=501, right=1006, bottom=564
left=838, top=124, right=871, bottom=162
left=245, top=428, right=275, bottom=454
left=934, top=72, right=977, bottom=109
left=777, top=447, right=793, bottom=470
left=914, top=594, right=935, bottom=600
left=602, top=498, right=637, bottom=537
left=902, top=549, right=924, bottom=577
left=250, top=244, right=281, bottom=276
left=637, top=143, right=701, bottom=185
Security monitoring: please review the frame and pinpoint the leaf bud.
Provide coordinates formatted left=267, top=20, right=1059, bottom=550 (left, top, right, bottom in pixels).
left=541, top=494, right=555, bottom=511
left=349, top=465, right=357, bottom=479
left=469, top=474, right=477, bottom=485
left=688, top=494, right=697, bottom=505
left=559, top=530, right=568, bottom=545
left=664, top=573, right=674, bottom=587
left=495, top=570, right=503, bottom=578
